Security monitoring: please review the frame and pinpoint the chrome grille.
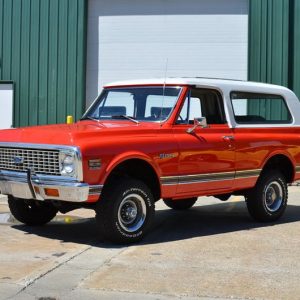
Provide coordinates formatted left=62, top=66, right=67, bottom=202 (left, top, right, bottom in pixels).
left=0, top=147, right=61, bottom=176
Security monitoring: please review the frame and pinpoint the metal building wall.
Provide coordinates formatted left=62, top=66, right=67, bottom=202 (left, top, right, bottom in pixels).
left=248, top=0, right=290, bottom=86
left=249, top=0, right=300, bottom=101
left=0, top=0, right=87, bottom=127
left=294, top=0, right=300, bottom=98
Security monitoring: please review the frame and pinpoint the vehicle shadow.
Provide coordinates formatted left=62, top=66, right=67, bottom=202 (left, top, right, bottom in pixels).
left=10, top=201, right=300, bottom=247
left=143, top=202, right=300, bottom=244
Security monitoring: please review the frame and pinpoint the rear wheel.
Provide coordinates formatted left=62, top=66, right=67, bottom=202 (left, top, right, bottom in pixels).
left=8, top=196, right=58, bottom=225
left=96, top=178, right=155, bottom=244
left=163, top=198, right=197, bottom=210
left=246, top=170, right=288, bottom=222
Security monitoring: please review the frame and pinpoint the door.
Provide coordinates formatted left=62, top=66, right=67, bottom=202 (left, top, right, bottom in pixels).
left=173, top=88, right=235, bottom=195
left=86, top=0, right=248, bottom=105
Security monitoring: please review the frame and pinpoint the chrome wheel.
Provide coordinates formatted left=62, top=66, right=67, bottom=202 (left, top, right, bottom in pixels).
left=263, top=181, right=283, bottom=212
left=246, top=170, right=287, bottom=222
left=118, top=193, right=147, bottom=233
left=96, top=178, right=155, bottom=244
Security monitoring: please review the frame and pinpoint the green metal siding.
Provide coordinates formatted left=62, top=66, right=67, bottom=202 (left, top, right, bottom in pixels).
left=249, top=0, right=300, bottom=102
left=294, top=0, right=300, bottom=98
left=0, top=0, right=87, bottom=127
left=248, top=0, right=290, bottom=87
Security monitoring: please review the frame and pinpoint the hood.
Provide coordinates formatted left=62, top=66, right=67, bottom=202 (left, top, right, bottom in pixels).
left=0, top=120, right=160, bottom=146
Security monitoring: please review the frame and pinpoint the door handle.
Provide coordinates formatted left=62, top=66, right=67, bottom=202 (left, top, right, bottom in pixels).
left=222, top=135, right=235, bottom=141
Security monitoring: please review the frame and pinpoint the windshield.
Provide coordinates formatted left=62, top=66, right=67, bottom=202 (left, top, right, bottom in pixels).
left=83, top=87, right=181, bottom=122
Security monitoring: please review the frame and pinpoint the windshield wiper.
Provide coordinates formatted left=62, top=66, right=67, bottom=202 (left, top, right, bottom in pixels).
left=80, top=116, right=99, bottom=121
left=111, top=115, right=139, bottom=124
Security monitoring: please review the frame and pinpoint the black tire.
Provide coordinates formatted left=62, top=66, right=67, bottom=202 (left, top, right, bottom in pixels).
left=95, top=178, right=155, bottom=244
left=8, top=196, right=58, bottom=226
left=245, top=170, right=288, bottom=222
left=163, top=198, right=197, bottom=210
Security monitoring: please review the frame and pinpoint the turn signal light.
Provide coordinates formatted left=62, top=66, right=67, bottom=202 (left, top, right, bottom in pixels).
left=44, top=188, right=59, bottom=197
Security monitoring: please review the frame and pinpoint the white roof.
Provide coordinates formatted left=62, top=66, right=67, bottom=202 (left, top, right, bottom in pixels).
left=104, top=77, right=290, bottom=93
left=104, top=77, right=300, bottom=127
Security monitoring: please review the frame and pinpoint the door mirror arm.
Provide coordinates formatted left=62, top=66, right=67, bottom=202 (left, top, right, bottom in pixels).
left=186, top=117, right=209, bottom=134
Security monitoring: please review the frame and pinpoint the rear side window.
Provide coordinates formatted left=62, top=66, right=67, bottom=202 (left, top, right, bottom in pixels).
left=231, top=92, right=292, bottom=124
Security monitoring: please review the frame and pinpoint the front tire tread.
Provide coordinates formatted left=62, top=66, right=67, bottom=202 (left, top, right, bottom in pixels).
left=96, top=178, right=155, bottom=244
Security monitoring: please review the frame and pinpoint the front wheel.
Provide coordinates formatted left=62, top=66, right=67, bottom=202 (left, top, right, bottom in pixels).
left=246, top=170, right=288, bottom=222
left=163, top=198, right=197, bottom=210
left=96, top=178, right=155, bottom=244
left=8, top=196, right=58, bottom=225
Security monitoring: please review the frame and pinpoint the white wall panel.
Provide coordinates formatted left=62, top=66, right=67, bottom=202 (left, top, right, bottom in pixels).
left=86, top=0, right=248, bottom=105
left=0, top=83, right=13, bottom=129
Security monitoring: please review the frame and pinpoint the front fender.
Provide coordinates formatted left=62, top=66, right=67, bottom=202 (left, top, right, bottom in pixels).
left=102, top=151, right=162, bottom=184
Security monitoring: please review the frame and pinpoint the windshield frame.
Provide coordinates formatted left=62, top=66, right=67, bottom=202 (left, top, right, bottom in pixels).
left=81, top=85, right=183, bottom=123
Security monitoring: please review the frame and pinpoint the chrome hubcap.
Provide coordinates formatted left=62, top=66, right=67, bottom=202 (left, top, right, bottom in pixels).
left=118, top=194, right=146, bottom=232
left=264, top=181, right=283, bottom=212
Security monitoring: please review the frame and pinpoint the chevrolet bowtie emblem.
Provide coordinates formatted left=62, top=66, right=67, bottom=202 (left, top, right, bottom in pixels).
left=13, top=156, right=24, bottom=165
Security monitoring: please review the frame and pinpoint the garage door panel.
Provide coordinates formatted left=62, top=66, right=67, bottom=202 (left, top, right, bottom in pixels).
left=99, top=16, right=247, bottom=44
left=99, top=43, right=247, bottom=69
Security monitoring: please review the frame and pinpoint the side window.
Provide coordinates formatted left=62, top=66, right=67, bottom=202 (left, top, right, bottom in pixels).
left=231, top=92, right=292, bottom=124
left=177, top=88, right=225, bottom=125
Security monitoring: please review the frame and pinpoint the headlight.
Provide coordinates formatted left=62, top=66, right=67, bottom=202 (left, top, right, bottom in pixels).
left=60, top=153, right=75, bottom=176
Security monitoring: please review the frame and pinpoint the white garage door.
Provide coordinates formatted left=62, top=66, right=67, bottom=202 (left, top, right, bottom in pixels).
left=86, top=0, right=248, bottom=105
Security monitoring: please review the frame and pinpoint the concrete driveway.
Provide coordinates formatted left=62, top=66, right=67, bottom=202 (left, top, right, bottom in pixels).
left=1, top=187, right=300, bottom=300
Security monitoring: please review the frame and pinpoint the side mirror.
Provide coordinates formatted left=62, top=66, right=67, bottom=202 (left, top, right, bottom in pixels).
left=186, top=117, right=208, bottom=134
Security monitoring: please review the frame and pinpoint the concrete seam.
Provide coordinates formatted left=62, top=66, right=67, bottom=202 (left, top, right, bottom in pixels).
left=10, top=245, right=92, bottom=299
left=77, top=246, right=129, bottom=289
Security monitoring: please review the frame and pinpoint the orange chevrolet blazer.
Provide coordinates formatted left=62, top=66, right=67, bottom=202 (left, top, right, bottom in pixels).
left=1, top=78, right=300, bottom=243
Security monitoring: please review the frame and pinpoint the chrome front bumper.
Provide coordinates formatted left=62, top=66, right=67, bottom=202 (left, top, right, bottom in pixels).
left=0, top=170, right=103, bottom=202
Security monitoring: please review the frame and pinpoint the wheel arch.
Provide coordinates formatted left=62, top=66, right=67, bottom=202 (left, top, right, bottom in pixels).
left=102, top=154, right=162, bottom=201
left=261, top=153, right=295, bottom=183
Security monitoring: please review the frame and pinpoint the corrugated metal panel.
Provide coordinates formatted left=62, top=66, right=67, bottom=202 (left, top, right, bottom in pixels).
left=249, top=0, right=300, bottom=104
left=248, top=0, right=290, bottom=87
left=248, top=0, right=293, bottom=117
left=294, top=0, right=300, bottom=99
left=0, top=0, right=87, bottom=127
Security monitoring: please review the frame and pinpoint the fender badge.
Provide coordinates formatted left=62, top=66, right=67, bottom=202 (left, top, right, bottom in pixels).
left=88, top=159, right=102, bottom=170
left=159, top=153, right=176, bottom=159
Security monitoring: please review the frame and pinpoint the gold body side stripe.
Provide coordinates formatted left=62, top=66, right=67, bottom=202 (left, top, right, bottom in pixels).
left=161, top=169, right=262, bottom=186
